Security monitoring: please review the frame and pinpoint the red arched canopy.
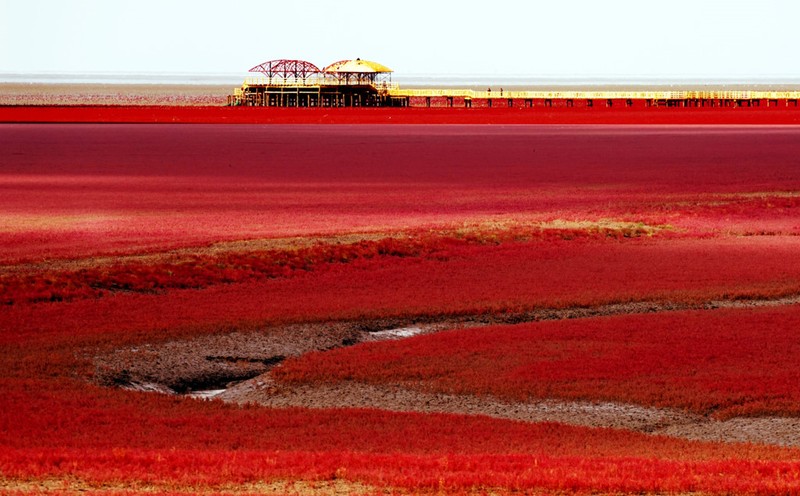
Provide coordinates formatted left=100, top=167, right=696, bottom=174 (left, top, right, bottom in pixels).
left=248, top=59, right=322, bottom=80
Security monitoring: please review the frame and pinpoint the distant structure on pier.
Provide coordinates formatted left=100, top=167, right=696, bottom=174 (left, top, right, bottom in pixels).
left=229, top=58, right=800, bottom=109
left=229, top=58, right=402, bottom=107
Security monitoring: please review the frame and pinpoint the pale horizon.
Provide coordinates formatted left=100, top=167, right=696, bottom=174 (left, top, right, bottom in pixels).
left=2, top=0, right=800, bottom=81
left=5, top=71, right=800, bottom=87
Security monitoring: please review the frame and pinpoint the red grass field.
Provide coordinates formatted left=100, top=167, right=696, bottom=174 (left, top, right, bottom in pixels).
left=4, top=104, right=800, bottom=124
left=3, top=122, right=800, bottom=494
left=3, top=124, right=800, bottom=262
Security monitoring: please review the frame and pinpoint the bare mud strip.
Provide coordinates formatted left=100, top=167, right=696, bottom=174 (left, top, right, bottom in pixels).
left=0, top=478, right=383, bottom=496
left=220, top=377, right=800, bottom=448
left=94, top=296, right=800, bottom=447
left=94, top=322, right=367, bottom=394
left=655, top=417, right=800, bottom=446
left=94, top=319, right=446, bottom=396
left=222, top=376, right=702, bottom=433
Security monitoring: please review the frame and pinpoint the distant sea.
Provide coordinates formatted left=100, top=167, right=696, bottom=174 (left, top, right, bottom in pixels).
left=0, top=73, right=246, bottom=85
left=3, top=72, right=800, bottom=88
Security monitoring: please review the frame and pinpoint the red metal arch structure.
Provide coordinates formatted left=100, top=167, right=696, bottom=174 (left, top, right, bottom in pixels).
left=248, top=59, right=323, bottom=84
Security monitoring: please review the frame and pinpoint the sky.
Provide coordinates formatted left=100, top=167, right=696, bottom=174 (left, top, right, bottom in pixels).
left=2, top=0, right=800, bottom=80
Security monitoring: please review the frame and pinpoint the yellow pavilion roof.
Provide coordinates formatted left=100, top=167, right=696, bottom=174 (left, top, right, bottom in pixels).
left=323, top=58, right=392, bottom=73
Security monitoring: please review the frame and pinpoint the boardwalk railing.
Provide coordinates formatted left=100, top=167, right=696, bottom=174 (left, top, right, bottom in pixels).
left=387, top=88, right=800, bottom=100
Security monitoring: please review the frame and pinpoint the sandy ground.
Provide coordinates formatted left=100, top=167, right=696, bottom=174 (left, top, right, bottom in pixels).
left=0, top=478, right=384, bottom=496
left=6, top=81, right=800, bottom=107
left=224, top=378, right=800, bottom=447
left=94, top=296, right=800, bottom=448
left=0, top=83, right=231, bottom=105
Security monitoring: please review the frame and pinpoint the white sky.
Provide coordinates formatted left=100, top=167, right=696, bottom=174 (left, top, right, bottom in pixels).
left=2, top=0, right=799, bottom=79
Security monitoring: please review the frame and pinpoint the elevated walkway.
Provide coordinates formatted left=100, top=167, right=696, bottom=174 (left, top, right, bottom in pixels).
left=230, top=79, right=800, bottom=108
left=388, top=87, right=800, bottom=100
